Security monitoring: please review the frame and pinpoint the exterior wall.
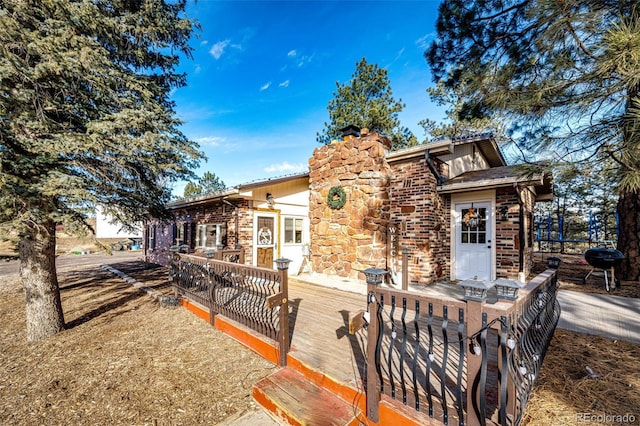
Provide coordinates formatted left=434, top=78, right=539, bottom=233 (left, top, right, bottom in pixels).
left=388, top=156, right=451, bottom=285
left=145, top=201, right=243, bottom=267
left=143, top=177, right=309, bottom=269
left=308, top=133, right=392, bottom=279
left=247, top=180, right=310, bottom=272
left=95, top=206, right=142, bottom=239
left=144, top=221, right=176, bottom=266
left=495, top=187, right=536, bottom=280
left=438, top=142, right=490, bottom=179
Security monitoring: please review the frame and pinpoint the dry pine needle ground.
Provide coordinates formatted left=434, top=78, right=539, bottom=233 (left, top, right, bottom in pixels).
left=0, top=263, right=276, bottom=426
left=0, top=255, right=638, bottom=425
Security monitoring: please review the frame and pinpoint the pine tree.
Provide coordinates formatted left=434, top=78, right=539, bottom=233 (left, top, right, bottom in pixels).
left=183, top=172, right=226, bottom=197
left=317, top=57, right=418, bottom=150
left=0, top=0, right=202, bottom=341
left=427, top=0, right=640, bottom=279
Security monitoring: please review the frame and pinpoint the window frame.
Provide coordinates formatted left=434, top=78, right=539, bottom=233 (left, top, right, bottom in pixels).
left=283, top=216, right=304, bottom=245
left=195, top=223, right=227, bottom=248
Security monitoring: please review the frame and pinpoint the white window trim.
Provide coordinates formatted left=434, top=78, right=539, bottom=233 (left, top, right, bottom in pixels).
left=283, top=216, right=305, bottom=245
left=196, top=223, right=226, bottom=248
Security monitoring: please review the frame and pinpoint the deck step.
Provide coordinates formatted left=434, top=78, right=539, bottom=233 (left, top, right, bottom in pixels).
left=253, top=367, right=360, bottom=426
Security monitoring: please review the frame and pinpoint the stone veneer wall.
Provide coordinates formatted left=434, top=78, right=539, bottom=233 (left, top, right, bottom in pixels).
left=308, top=133, right=392, bottom=279
left=388, top=156, right=451, bottom=285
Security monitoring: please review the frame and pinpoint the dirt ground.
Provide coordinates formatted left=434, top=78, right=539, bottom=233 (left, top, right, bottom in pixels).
left=0, top=253, right=638, bottom=425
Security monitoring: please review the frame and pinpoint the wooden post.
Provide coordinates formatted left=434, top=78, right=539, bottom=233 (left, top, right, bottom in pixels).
left=401, top=247, right=409, bottom=290
left=366, top=282, right=380, bottom=422
left=363, top=267, right=386, bottom=423
left=465, top=299, right=484, bottom=426
left=275, top=259, right=291, bottom=367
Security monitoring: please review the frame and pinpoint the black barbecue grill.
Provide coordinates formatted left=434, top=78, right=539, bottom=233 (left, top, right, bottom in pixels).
left=583, top=247, right=624, bottom=292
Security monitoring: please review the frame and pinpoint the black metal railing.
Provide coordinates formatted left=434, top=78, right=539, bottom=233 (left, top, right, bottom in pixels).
left=365, top=287, right=468, bottom=425
left=360, top=269, right=560, bottom=426
left=169, top=253, right=290, bottom=365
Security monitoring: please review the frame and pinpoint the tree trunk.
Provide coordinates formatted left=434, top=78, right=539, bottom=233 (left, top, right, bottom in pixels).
left=616, top=189, right=640, bottom=281
left=19, top=220, right=65, bottom=341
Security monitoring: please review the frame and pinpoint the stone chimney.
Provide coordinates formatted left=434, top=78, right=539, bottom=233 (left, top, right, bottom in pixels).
left=339, top=124, right=360, bottom=141
left=308, top=130, right=392, bottom=280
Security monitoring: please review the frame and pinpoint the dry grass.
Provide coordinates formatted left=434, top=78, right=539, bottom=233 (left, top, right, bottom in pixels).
left=524, top=329, right=640, bottom=425
left=1, top=254, right=638, bottom=425
left=0, top=262, right=276, bottom=426
left=532, top=253, right=640, bottom=298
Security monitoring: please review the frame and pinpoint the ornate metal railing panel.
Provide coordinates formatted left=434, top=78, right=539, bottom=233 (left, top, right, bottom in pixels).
left=169, top=253, right=282, bottom=341
left=362, top=269, right=560, bottom=426
left=368, top=288, right=468, bottom=425
left=506, top=274, right=560, bottom=426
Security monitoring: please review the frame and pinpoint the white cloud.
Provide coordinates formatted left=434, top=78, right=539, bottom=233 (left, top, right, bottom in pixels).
left=200, top=40, right=209, bottom=46
left=264, top=161, right=307, bottom=174
left=295, top=54, right=313, bottom=67
left=194, top=136, right=226, bottom=147
left=260, top=81, right=272, bottom=91
left=415, top=33, right=435, bottom=50
left=209, top=39, right=230, bottom=59
left=279, top=80, right=290, bottom=88
left=287, top=49, right=297, bottom=57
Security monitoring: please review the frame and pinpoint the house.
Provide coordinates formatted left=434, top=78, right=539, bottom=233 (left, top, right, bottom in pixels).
left=95, top=205, right=142, bottom=240
left=146, top=129, right=551, bottom=284
left=144, top=173, right=310, bottom=273
left=308, top=129, right=551, bottom=285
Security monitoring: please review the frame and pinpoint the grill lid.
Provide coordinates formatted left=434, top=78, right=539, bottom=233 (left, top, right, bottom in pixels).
left=584, top=248, right=624, bottom=269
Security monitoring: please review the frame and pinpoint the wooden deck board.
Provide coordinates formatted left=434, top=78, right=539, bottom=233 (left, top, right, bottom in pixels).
left=287, top=277, right=500, bottom=420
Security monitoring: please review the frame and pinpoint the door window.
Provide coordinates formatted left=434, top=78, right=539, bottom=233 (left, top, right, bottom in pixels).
left=460, top=207, right=487, bottom=244
left=257, top=217, right=274, bottom=246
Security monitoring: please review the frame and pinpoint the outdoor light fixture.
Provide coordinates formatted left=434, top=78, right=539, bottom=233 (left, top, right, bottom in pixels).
left=460, top=278, right=495, bottom=302
left=266, top=192, right=275, bottom=209
left=499, top=205, right=509, bottom=221
left=363, top=267, right=387, bottom=285
left=274, top=258, right=291, bottom=270
left=494, top=278, right=524, bottom=301
left=546, top=256, right=562, bottom=269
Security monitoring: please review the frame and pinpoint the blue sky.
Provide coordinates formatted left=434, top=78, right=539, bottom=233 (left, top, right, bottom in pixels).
left=170, top=0, right=445, bottom=194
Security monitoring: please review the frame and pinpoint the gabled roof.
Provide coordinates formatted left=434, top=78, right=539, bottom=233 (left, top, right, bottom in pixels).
left=168, top=172, right=309, bottom=209
left=387, top=132, right=506, bottom=167
left=437, top=165, right=553, bottom=200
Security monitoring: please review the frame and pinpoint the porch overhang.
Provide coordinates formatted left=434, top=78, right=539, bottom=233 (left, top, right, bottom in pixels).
left=437, top=166, right=553, bottom=201
left=167, top=188, right=241, bottom=210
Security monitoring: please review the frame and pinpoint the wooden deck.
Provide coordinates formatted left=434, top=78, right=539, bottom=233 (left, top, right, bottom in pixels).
left=283, top=277, right=500, bottom=425
left=170, top=257, right=559, bottom=425
left=287, top=278, right=369, bottom=390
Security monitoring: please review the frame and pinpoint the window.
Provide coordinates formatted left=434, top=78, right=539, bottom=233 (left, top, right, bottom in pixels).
left=174, top=223, right=187, bottom=246
left=196, top=223, right=226, bottom=248
left=460, top=207, right=486, bottom=244
left=148, top=225, right=156, bottom=250
left=284, top=217, right=303, bottom=244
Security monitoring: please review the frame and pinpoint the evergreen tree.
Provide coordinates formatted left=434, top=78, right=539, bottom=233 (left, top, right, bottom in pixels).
left=183, top=172, right=226, bottom=197
left=420, top=82, right=506, bottom=140
left=0, top=0, right=202, bottom=341
left=317, top=57, right=418, bottom=150
left=427, top=0, right=640, bottom=279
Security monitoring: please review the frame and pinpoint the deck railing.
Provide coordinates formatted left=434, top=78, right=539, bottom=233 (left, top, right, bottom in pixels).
left=169, top=253, right=290, bottom=366
left=360, top=269, right=560, bottom=426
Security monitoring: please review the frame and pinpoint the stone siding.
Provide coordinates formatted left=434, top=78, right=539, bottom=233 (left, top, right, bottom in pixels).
left=308, top=133, right=392, bottom=279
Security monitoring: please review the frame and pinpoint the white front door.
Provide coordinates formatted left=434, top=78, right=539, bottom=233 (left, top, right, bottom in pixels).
left=455, top=202, right=492, bottom=281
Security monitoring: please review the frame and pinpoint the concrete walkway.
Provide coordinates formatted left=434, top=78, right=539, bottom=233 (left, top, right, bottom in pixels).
left=556, top=290, right=640, bottom=344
